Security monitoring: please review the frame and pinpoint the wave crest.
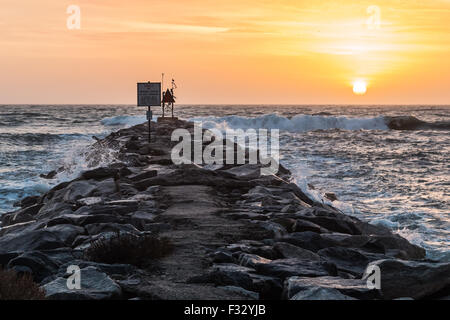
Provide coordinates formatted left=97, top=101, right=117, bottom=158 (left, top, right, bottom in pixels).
left=190, top=114, right=389, bottom=132
left=101, top=115, right=146, bottom=126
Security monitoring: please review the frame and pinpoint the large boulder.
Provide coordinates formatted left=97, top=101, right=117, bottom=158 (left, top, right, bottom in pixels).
left=317, top=247, right=387, bottom=277
left=255, top=258, right=337, bottom=280
left=273, top=242, right=320, bottom=261
left=285, top=276, right=380, bottom=300
left=364, top=259, right=450, bottom=299
left=249, top=273, right=283, bottom=299
left=42, top=266, right=122, bottom=300
left=44, top=224, right=85, bottom=246
left=238, top=253, right=271, bottom=269
left=278, top=231, right=338, bottom=252
left=81, top=167, right=119, bottom=180
left=89, top=178, right=118, bottom=197
left=188, top=264, right=255, bottom=291
left=62, top=180, right=97, bottom=202
left=0, top=229, right=66, bottom=253
left=320, top=233, right=426, bottom=259
left=7, top=249, right=77, bottom=283
left=1, top=204, right=43, bottom=227
left=291, top=287, right=356, bottom=300
left=296, top=215, right=361, bottom=235
left=128, top=170, right=158, bottom=182
left=57, top=260, right=135, bottom=278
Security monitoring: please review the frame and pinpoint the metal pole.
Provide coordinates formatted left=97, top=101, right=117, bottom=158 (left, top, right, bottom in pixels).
left=148, top=106, right=151, bottom=142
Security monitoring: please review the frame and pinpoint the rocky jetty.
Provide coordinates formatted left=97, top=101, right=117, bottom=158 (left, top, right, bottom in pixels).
left=0, top=119, right=448, bottom=300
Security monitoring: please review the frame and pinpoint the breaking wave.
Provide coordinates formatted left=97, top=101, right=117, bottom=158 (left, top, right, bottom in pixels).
left=190, top=114, right=389, bottom=132
left=101, top=115, right=146, bottom=126
left=189, top=114, right=450, bottom=132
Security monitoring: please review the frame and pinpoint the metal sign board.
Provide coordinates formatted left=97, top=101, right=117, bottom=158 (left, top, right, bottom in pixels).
left=137, top=82, right=161, bottom=106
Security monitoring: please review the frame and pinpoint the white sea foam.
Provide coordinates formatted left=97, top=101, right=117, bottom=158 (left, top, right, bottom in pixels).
left=101, top=115, right=147, bottom=126
left=292, top=168, right=355, bottom=215
left=189, top=114, right=389, bottom=132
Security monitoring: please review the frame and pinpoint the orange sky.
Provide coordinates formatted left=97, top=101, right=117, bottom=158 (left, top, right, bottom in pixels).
left=1, top=0, right=450, bottom=104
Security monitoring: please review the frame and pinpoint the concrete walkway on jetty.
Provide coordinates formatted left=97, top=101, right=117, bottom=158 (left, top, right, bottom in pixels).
left=0, top=119, right=448, bottom=300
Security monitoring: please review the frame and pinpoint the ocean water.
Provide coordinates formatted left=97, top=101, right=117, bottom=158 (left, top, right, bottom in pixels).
left=0, top=105, right=448, bottom=261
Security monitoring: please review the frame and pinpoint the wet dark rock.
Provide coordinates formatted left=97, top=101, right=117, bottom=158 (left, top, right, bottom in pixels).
left=43, top=266, right=122, bottom=300
left=238, top=253, right=271, bottom=269
left=284, top=182, right=315, bottom=206
left=319, top=233, right=426, bottom=259
left=281, top=204, right=303, bottom=213
left=147, top=155, right=172, bottom=165
left=255, top=258, right=337, bottom=279
left=35, top=202, right=73, bottom=221
left=385, top=116, right=425, bottom=130
left=211, top=250, right=235, bottom=264
left=224, top=164, right=262, bottom=180
left=274, top=242, right=320, bottom=261
left=321, top=233, right=370, bottom=248
left=62, top=180, right=97, bottom=202
left=57, top=260, right=135, bottom=277
left=292, top=219, right=327, bottom=233
left=14, top=195, right=41, bottom=208
left=81, top=167, right=119, bottom=180
left=249, top=273, right=283, bottom=299
left=296, top=215, right=361, bottom=235
left=261, top=197, right=279, bottom=207
left=317, top=247, right=387, bottom=277
left=84, top=223, right=141, bottom=236
left=128, top=170, right=158, bottom=182
left=7, top=249, right=77, bottom=283
left=1, top=210, right=33, bottom=227
left=324, top=193, right=338, bottom=201
left=364, top=259, right=450, bottom=299
left=363, top=236, right=426, bottom=259
left=291, top=286, right=356, bottom=300
left=44, top=224, right=85, bottom=246
left=248, top=246, right=278, bottom=260
left=76, top=197, right=103, bottom=207
left=89, top=178, right=119, bottom=197
left=125, top=139, right=140, bottom=151
left=285, top=276, right=380, bottom=300
left=40, top=170, right=58, bottom=179
left=251, top=221, right=287, bottom=238
left=0, top=252, right=20, bottom=267
left=270, top=217, right=297, bottom=232
left=0, top=229, right=67, bottom=253
left=1, top=203, right=43, bottom=227
left=71, top=235, right=91, bottom=248
left=278, top=231, right=338, bottom=252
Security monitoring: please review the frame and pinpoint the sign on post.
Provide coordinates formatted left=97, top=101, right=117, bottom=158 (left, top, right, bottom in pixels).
left=137, top=82, right=161, bottom=106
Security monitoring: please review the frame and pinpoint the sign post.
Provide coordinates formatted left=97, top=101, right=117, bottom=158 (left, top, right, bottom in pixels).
left=137, top=82, right=161, bottom=142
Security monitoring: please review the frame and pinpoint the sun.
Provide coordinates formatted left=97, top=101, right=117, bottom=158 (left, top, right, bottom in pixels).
left=353, top=80, right=367, bottom=95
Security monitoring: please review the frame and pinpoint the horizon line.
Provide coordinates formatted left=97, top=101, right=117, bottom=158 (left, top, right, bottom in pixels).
left=1, top=103, right=449, bottom=107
